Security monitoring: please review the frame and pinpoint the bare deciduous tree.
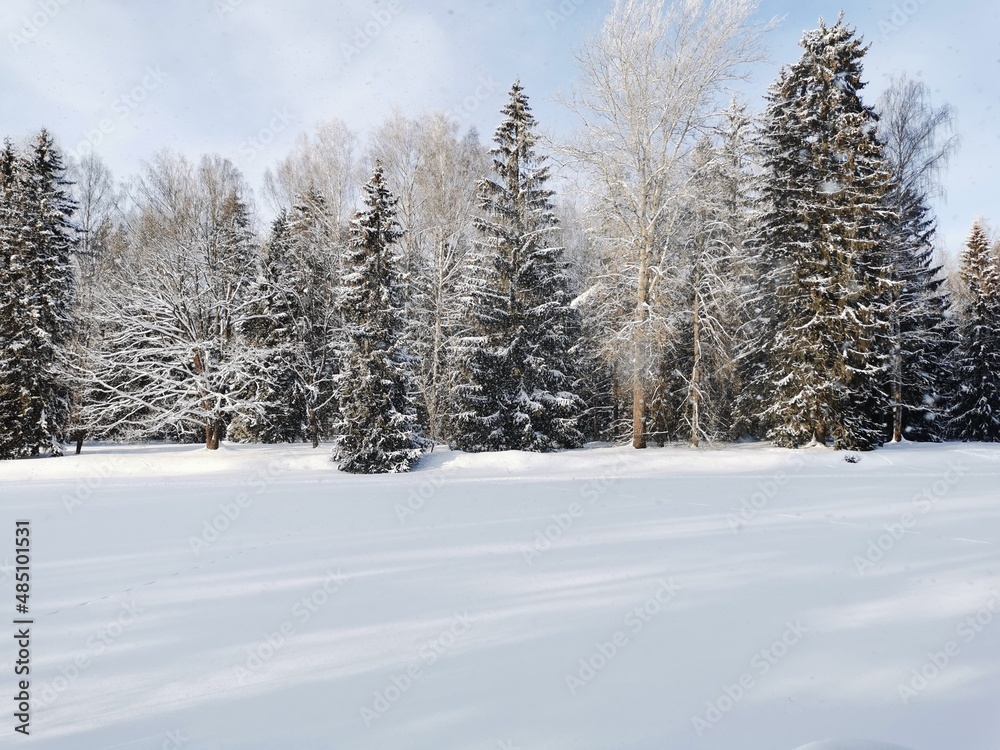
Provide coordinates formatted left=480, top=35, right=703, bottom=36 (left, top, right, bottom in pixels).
left=561, top=0, right=769, bottom=448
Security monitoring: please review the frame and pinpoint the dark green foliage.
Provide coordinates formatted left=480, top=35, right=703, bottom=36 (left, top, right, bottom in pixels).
left=332, top=165, right=426, bottom=473
left=753, top=17, right=897, bottom=450
left=0, top=131, right=77, bottom=458
left=451, top=81, right=585, bottom=453
left=948, top=222, right=1000, bottom=441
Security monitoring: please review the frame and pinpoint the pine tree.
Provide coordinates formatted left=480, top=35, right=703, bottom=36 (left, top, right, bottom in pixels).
left=0, top=131, right=77, bottom=459
left=451, top=81, right=585, bottom=453
left=332, top=164, right=426, bottom=473
left=948, top=221, right=1000, bottom=441
left=754, top=17, right=897, bottom=450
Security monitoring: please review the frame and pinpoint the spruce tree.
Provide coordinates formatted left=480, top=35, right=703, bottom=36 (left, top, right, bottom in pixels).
left=948, top=221, right=1000, bottom=441
left=451, top=81, right=584, bottom=452
left=754, top=17, right=897, bottom=450
left=332, top=164, right=425, bottom=473
left=231, top=213, right=306, bottom=443
left=0, top=131, right=77, bottom=458
left=885, top=185, right=954, bottom=441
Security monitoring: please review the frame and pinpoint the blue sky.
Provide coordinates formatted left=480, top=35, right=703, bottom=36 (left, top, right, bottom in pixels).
left=2, top=0, right=995, bottom=252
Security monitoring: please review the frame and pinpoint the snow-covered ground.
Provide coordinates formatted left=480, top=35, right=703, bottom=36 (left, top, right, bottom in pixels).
left=1, top=441, right=999, bottom=749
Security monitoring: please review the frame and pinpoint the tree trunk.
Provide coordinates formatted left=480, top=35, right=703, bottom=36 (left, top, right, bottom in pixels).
left=75, top=431, right=84, bottom=455
left=205, top=421, right=222, bottom=450
left=892, top=334, right=903, bottom=443
left=690, top=266, right=702, bottom=449
left=632, top=242, right=650, bottom=449
left=309, top=408, right=319, bottom=449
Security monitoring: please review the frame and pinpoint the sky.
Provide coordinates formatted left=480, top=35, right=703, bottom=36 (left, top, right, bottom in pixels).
left=1, top=0, right=997, bottom=253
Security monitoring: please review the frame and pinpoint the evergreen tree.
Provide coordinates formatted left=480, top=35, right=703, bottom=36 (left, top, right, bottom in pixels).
left=876, top=76, right=958, bottom=442
left=948, top=221, right=1000, bottom=441
left=234, top=192, right=341, bottom=446
left=885, top=185, right=954, bottom=441
left=332, top=164, right=425, bottom=473
left=451, top=81, right=585, bottom=453
left=231, top=213, right=306, bottom=443
left=753, top=17, right=897, bottom=450
left=0, top=131, right=77, bottom=459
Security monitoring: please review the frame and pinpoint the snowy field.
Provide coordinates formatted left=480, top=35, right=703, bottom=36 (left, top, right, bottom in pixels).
left=1, top=441, right=999, bottom=750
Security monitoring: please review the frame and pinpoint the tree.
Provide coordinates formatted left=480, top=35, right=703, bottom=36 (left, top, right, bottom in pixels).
left=876, top=75, right=958, bottom=441
left=948, top=221, right=1000, bottom=441
left=332, top=164, right=426, bottom=473
left=563, top=0, right=768, bottom=448
left=754, top=16, right=897, bottom=450
left=675, top=104, right=756, bottom=447
left=369, top=114, right=487, bottom=443
left=78, top=153, right=259, bottom=449
left=229, top=212, right=308, bottom=444
left=451, top=81, right=585, bottom=453
left=66, top=152, right=122, bottom=453
left=0, top=131, right=77, bottom=459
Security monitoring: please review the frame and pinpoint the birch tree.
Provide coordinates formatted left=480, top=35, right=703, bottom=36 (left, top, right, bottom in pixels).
left=563, top=0, right=768, bottom=448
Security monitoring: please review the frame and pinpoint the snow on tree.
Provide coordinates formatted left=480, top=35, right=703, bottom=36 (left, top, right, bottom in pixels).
left=332, top=164, right=426, bottom=473
left=0, top=131, right=77, bottom=459
left=236, top=191, right=342, bottom=447
left=672, top=103, right=757, bottom=447
left=562, top=0, right=768, bottom=448
left=450, top=81, right=585, bottom=453
left=78, top=153, right=259, bottom=449
left=948, top=221, right=1000, bottom=441
left=229, top=212, right=308, bottom=444
left=369, top=114, right=487, bottom=443
left=753, top=15, right=898, bottom=450
left=876, top=75, right=958, bottom=442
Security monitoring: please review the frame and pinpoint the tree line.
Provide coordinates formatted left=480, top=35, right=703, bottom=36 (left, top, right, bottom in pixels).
left=2, top=2, right=998, bottom=472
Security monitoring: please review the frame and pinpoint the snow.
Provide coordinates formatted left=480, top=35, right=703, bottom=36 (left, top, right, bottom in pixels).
left=2, top=441, right=999, bottom=749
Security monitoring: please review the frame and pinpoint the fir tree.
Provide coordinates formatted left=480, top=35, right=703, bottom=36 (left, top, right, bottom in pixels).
left=753, top=17, right=897, bottom=450
left=231, top=213, right=306, bottom=444
left=885, top=185, right=954, bottom=441
left=234, top=192, right=341, bottom=446
left=948, top=221, right=1000, bottom=441
left=451, top=81, right=585, bottom=453
left=332, top=164, right=426, bottom=473
left=0, top=131, right=77, bottom=458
